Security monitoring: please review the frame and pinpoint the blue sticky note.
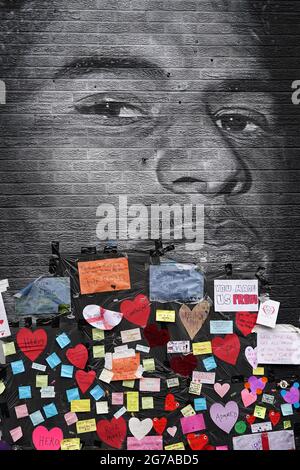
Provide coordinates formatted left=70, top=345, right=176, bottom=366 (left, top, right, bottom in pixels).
left=203, top=356, right=217, bottom=371
left=90, top=384, right=104, bottom=401
left=43, top=402, right=58, bottom=419
left=281, top=403, right=293, bottom=416
left=194, top=397, right=207, bottom=411
left=149, top=263, right=204, bottom=302
left=61, top=364, right=74, bottom=378
left=30, top=410, right=45, bottom=426
left=46, top=352, right=61, bottom=369
left=56, top=333, right=71, bottom=349
left=11, top=360, right=25, bottom=375
left=66, top=388, right=80, bottom=403
left=210, top=320, right=233, bottom=335
left=18, top=385, right=32, bottom=399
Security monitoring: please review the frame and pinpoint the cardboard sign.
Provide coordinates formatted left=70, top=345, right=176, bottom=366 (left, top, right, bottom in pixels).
left=78, top=258, right=131, bottom=294
left=232, top=430, right=295, bottom=450
left=214, top=280, right=258, bottom=312
left=111, top=353, right=141, bottom=381
left=256, top=325, right=300, bottom=364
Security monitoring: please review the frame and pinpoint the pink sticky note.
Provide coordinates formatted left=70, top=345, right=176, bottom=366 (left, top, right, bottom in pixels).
left=216, top=445, right=229, bottom=450
left=139, top=378, right=160, bottom=392
left=127, top=436, right=163, bottom=450
left=180, top=413, right=206, bottom=434
left=112, top=392, right=124, bottom=405
left=64, top=411, right=78, bottom=426
left=10, top=426, right=23, bottom=442
left=15, top=404, right=29, bottom=419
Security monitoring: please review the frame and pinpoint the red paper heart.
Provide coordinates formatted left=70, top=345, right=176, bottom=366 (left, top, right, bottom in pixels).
left=66, top=344, right=88, bottom=369
left=153, top=417, right=167, bottom=435
left=246, top=414, right=256, bottom=425
left=164, top=393, right=179, bottom=411
left=96, top=417, right=126, bottom=449
left=120, top=294, right=150, bottom=328
left=212, top=334, right=240, bottom=365
left=170, top=354, right=197, bottom=377
left=269, top=410, right=280, bottom=426
left=16, top=328, right=47, bottom=361
left=144, top=323, right=170, bottom=348
left=187, top=433, right=209, bottom=450
left=75, top=370, right=96, bottom=394
left=235, top=312, right=258, bottom=336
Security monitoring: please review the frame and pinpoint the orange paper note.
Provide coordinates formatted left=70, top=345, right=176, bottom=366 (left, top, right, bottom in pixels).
left=78, top=258, right=131, bottom=295
left=111, top=353, right=140, bottom=381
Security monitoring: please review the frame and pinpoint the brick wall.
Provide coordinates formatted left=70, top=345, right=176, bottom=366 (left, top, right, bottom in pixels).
left=0, top=0, right=300, bottom=321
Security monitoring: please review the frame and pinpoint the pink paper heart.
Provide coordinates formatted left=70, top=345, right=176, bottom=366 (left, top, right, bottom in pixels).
left=241, top=388, right=257, bottom=407
left=32, top=426, right=63, bottom=451
left=245, top=346, right=258, bottom=369
left=214, top=383, right=230, bottom=398
left=167, top=426, right=177, bottom=437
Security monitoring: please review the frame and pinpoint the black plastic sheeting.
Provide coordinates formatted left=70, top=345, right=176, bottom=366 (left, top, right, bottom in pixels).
left=0, top=249, right=300, bottom=450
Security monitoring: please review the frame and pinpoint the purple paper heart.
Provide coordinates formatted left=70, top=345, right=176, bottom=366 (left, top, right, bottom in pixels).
left=247, top=376, right=266, bottom=394
left=281, top=384, right=300, bottom=405
left=209, top=401, right=239, bottom=434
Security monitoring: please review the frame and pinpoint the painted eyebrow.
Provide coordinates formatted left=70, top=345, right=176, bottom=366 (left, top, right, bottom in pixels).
left=54, top=56, right=168, bottom=80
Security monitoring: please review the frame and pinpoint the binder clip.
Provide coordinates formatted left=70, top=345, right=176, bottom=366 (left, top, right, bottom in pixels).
left=150, top=239, right=175, bottom=257
left=225, top=263, right=233, bottom=277
left=103, top=240, right=118, bottom=254
left=81, top=246, right=97, bottom=254
left=255, top=266, right=271, bottom=291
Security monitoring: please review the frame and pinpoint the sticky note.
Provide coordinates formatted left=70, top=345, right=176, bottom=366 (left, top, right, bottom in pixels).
left=18, top=385, right=32, bottom=399
left=181, top=404, right=196, bottom=417
left=46, top=352, right=61, bottom=369
left=136, top=344, right=150, bottom=353
left=142, top=358, right=155, bottom=372
left=92, top=329, right=104, bottom=341
left=93, top=345, right=105, bottom=358
left=36, top=375, right=48, bottom=388
left=156, top=310, right=176, bottom=322
left=189, top=382, right=202, bottom=395
left=126, top=391, right=139, bottom=412
left=40, top=386, right=55, bottom=398
left=203, top=356, right=217, bottom=371
left=30, top=410, right=45, bottom=426
left=99, top=368, right=114, bottom=384
left=253, top=367, right=265, bottom=376
left=32, top=363, right=46, bottom=372
left=2, top=342, right=16, bottom=356
left=66, top=388, right=80, bottom=403
left=180, top=414, right=206, bottom=434
left=194, top=398, right=207, bottom=411
left=64, top=411, right=78, bottom=426
left=96, top=401, right=109, bottom=414
left=210, top=321, right=233, bottom=334
left=121, top=328, right=141, bottom=343
left=165, top=442, right=185, bottom=450
left=142, top=397, right=154, bottom=409
left=61, top=364, right=74, bottom=378
left=15, top=404, right=29, bottom=419
left=10, top=426, right=23, bottom=442
left=11, top=360, right=25, bottom=375
left=112, top=392, right=123, bottom=405
left=76, top=419, right=96, bottom=434
left=56, top=332, right=71, bottom=349
left=114, top=406, right=127, bottom=419
left=43, top=402, right=58, bottom=419
left=262, top=394, right=275, bottom=405
left=284, top=420, right=292, bottom=429
left=167, top=377, right=179, bottom=388
left=254, top=405, right=267, bottom=419
left=89, top=384, right=104, bottom=401
left=61, top=438, right=81, bottom=451
left=192, top=341, right=212, bottom=355
left=71, top=399, right=91, bottom=413
left=123, top=380, right=135, bottom=388
left=281, top=403, right=293, bottom=416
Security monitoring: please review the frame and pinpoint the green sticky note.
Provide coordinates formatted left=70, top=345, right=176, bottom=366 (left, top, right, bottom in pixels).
left=36, top=375, right=48, bottom=388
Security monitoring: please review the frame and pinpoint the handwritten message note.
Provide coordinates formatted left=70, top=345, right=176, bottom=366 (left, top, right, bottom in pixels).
left=214, top=279, right=258, bottom=312
left=111, top=353, right=141, bottom=381
left=256, top=325, right=300, bottom=364
left=127, top=436, right=163, bottom=450
left=78, top=258, right=131, bottom=294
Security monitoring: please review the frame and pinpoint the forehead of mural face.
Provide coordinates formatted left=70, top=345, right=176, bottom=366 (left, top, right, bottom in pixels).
left=0, top=0, right=298, bottom=278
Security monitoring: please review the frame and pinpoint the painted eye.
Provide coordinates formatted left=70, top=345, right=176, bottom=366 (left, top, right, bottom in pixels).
left=214, top=108, right=268, bottom=135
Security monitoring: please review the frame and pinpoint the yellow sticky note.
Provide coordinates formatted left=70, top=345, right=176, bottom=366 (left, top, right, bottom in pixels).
left=0, top=380, right=5, bottom=395
left=92, top=330, right=104, bottom=341
left=2, top=342, right=16, bottom=356
left=36, top=375, right=48, bottom=388
left=71, top=400, right=91, bottom=413
left=253, top=367, right=265, bottom=376
left=93, top=345, right=105, bottom=358
left=142, top=358, right=155, bottom=372
left=284, top=420, right=291, bottom=429
left=126, top=391, right=139, bottom=412
left=192, top=341, right=212, bottom=355
left=156, top=310, right=176, bottom=322
left=254, top=405, right=267, bottom=419
left=76, top=419, right=96, bottom=434
left=61, top=438, right=81, bottom=451
left=142, top=397, right=154, bottom=409
left=181, top=404, right=196, bottom=417
left=123, top=380, right=135, bottom=388
left=165, top=442, right=185, bottom=450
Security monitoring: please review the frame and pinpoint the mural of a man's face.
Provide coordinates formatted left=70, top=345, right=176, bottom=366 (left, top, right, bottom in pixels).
left=0, top=1, right=298, bottom=302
